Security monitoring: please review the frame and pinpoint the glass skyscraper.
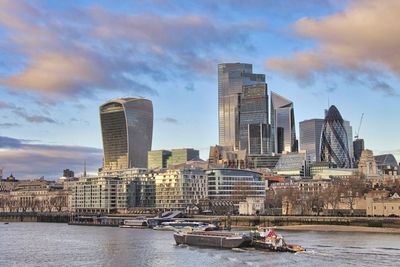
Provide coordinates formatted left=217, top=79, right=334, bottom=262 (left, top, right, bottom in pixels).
left=270, top=92, right=297, bottom=153
left=299, top=119, right=324, bottom=162
left=100, top=98, right=153, bottom=170
left=218, top=63, right=265, bottom=150
left=320, top=105, right=352, bottom=168
left=239, top=83, right=271, bottom=154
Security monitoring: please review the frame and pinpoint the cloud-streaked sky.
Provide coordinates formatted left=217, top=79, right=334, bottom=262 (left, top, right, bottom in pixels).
left=0, top=0, right=399, bottom=179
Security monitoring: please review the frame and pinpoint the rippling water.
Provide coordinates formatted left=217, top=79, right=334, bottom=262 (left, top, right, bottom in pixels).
left=1, top=223, right=400, bottom=266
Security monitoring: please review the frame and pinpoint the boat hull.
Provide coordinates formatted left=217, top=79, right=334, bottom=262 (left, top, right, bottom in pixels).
left=174, top=232, right=250, bottom=249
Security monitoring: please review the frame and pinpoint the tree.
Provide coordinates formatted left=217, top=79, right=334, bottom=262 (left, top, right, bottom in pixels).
left=322, top=186, right=341, bottom=212
left=339, top=176, right=367, bottom=214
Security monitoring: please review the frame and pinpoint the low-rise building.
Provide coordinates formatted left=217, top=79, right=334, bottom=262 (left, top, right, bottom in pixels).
left=0, top=187, right=70, bottom=213
left=68, top=168, right=157, bottom=213
left=274, top=151, right=309, bottom=177
left=206, top=169, right=266, bottom=209
left=366, top=191, right=400, bottom=217
left=155, top=168, right=207, bottom=210
left=239, top=197, right=265, bottom=215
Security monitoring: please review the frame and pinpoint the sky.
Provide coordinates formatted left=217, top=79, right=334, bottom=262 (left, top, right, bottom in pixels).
left=0, top=0, right=399, bottom=179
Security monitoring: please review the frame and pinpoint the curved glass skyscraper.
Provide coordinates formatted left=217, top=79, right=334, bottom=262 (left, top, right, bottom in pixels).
left=320, top=105, right=352, bottom=168
left=271, top=92, right=297, bottom=153
left=100, top=98, right=153, bottom=170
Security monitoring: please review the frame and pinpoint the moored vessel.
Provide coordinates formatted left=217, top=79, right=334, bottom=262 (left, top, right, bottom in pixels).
left=174, top=231, right=251, bottom=249
left=119, top=218, right=148, bottom=228
left=153, top=221, right=217, bottom=231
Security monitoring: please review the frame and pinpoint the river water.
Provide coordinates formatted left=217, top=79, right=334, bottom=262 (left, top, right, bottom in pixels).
left=1, top=223, right=400, bottom=266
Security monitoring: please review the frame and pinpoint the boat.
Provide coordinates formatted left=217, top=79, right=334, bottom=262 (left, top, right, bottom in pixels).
left=174, top=231, right=252, bottom=249
left=4, top=222, right=9, bottom=225
left=153, top=221, right=217, bottom=231
left=251, top=228, right=305, bottom=253
left=119, top=218, right=148, bottom=228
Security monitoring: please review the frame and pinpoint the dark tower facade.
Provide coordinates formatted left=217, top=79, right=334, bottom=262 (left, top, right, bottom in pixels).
left=239, top=83, right=271, bottom=154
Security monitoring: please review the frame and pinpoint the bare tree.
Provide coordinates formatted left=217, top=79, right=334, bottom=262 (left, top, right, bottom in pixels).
left=322, top=186, right=341, bottom=212
left=339, top=176, right=367, bottom=214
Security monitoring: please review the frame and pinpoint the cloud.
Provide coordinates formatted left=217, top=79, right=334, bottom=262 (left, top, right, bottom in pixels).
left=0, top=1, right=258, bottom=98
left=185, top=83, right=195, bottom=92
left=0, top=122, right=20, bottom=128
left=0, top=100, right=57, bottom=123
left=162, top=117, right=179, bottom=124
left=0, top=135, right=102, bottom=179
left=266, top=0, right=400, bottom=96
left=0, top=136, right=22, bottom=148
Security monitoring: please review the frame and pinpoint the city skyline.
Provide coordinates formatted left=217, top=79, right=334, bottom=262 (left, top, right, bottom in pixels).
left=1, top=0, right=400, bottom=178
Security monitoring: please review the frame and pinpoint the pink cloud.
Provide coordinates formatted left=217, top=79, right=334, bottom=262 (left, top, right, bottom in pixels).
left=266, top=0, right=400, bottom=95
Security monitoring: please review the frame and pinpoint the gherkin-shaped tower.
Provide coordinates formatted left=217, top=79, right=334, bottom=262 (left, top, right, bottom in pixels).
left=320, top=105, right=352, bottom=168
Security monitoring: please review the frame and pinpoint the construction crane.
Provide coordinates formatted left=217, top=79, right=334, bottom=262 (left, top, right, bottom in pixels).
left=354, top=113, right=364, bottom=139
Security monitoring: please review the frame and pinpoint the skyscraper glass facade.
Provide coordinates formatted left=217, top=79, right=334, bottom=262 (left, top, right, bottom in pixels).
left=239, top=83, right=271, bottom=154
left=148, top=150, right=172, bottom=169
left=100, top=98, right=153, bottom=170
left=218, top=63, right=265, bottom=150
left=320, top=105, right=352, bottom=168
left=271, top=92, right=297, bottom=153
left=299, top=119, right=324, bottom=162
left=167, top=148, right=200, bottom=167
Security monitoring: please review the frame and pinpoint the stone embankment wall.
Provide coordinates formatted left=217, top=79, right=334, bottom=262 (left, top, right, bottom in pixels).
left=192, top=215, right=400, bottom=229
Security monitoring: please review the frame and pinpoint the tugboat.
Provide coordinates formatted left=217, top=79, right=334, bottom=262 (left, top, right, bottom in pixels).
left=252, top=228, right=305, bottom=253
left=174, top=231, right=252, bottom=249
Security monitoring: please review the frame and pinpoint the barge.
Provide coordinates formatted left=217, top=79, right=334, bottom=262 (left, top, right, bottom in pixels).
left=174, top=231, right=251, bottom=249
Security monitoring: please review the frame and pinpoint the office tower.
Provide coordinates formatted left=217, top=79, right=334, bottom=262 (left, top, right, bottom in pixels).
left=100, top=98, right=153, bottom=170
left=218, top=63, right=265, bottom=150
left=270, top=92, right=297, bottom=153
left=299, top=119, right=324, bottom=162
left=148, top=150, right=172, bottom=169
left=167, top=148, right=200, bottom=167
left=239, top=83, right=271, bottom=154
left=320, top=105, right=352, bottom=168
left=343, top=120, right=354, bottom=164
left=353, top=138, right=365, bottom=163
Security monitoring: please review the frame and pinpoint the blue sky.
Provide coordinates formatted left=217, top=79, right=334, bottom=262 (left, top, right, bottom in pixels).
left=0, top=0, right=399, bottom=179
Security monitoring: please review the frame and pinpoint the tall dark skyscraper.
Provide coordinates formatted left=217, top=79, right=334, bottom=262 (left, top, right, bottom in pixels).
left=100, top=98, right=153, bottom=170
left=239, top=83, right=271, bottom=154
left=320, top=105, right=352, bottom=168
left=299, top=119, right=324, bottom=162
left=218, top=63, right=265, bottom=150
left=271, top=92, right=297, bottom=153
left=353, top=138, right=365, bottom=164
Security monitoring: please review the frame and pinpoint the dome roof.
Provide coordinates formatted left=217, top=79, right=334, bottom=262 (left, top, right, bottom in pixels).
left=325, top=105, right=343, bottom=122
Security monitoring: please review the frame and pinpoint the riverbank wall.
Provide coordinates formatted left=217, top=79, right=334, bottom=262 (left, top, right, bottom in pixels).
left=2, top=212, right=400, bottom=229
left=191, top=215, right=400, bottom=229
left=0, top=212, right=69, bottom=223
